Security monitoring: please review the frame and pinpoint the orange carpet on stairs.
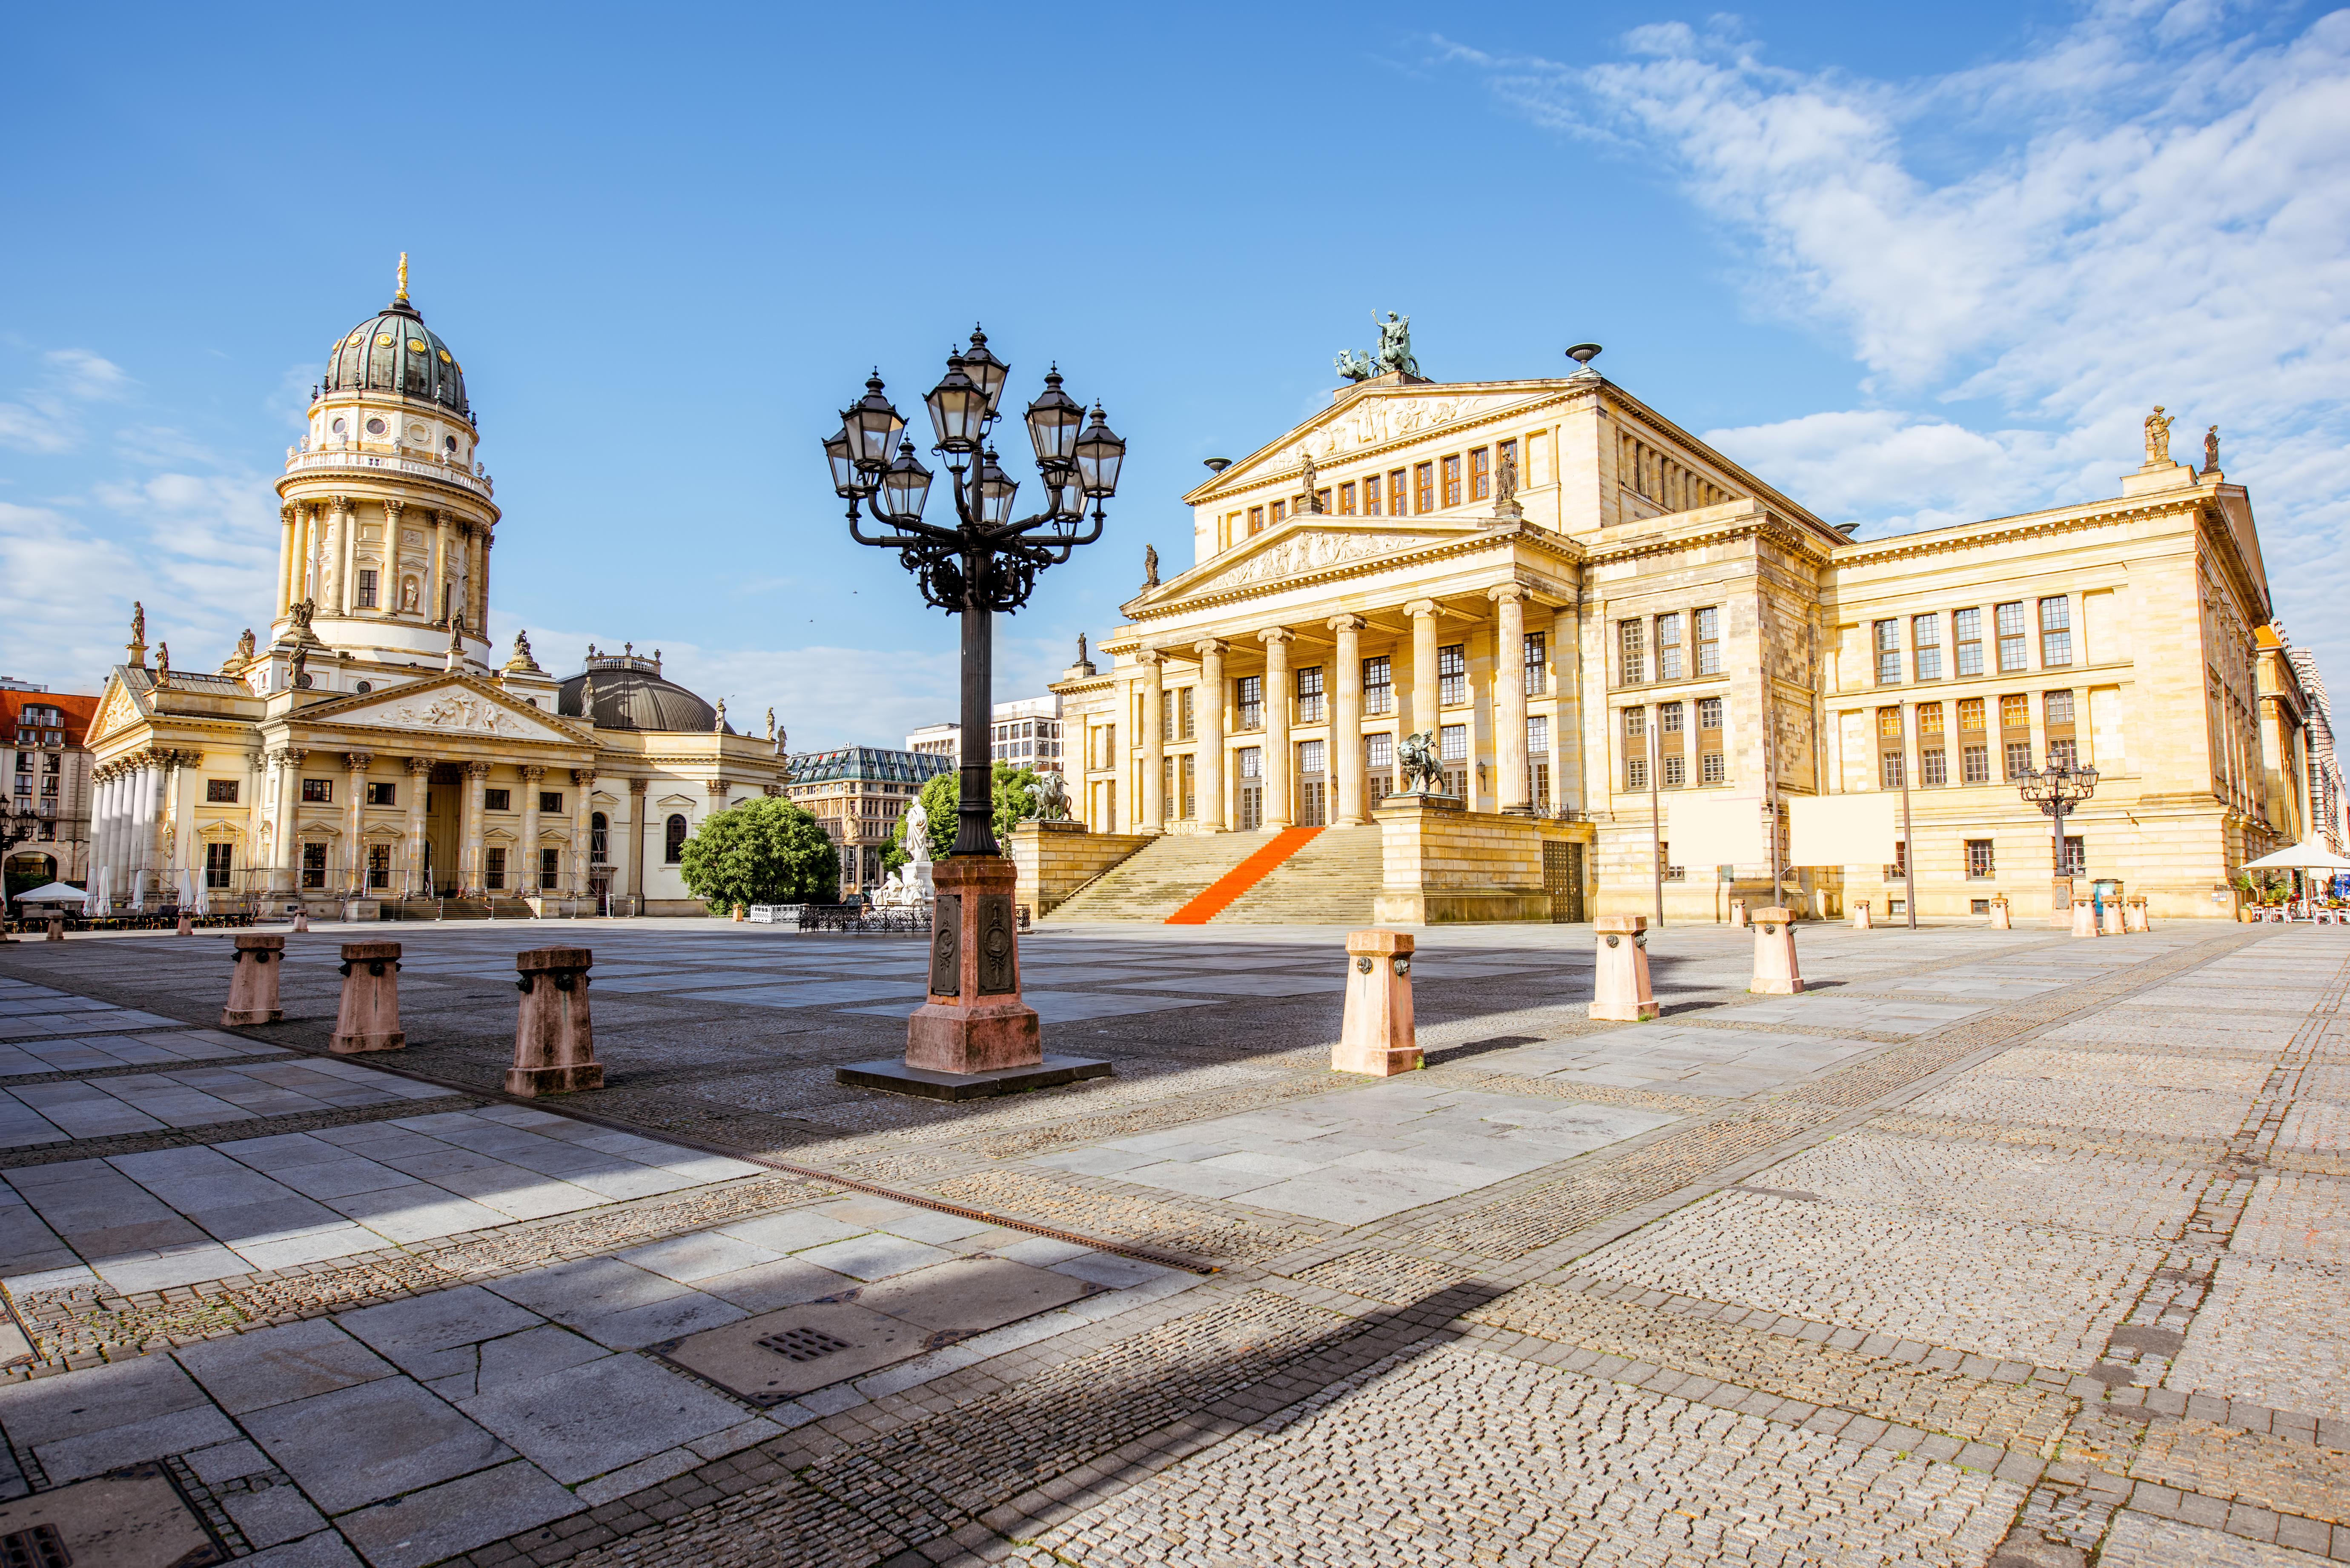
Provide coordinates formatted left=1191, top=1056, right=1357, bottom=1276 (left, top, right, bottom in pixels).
left=1164, top=826, right=1324, bottom=924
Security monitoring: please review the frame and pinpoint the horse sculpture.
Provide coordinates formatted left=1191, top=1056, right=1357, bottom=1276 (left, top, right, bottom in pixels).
left=1032, top=770, right=1071, bottom=822
left=1397, top=730, right=1447, bottom=794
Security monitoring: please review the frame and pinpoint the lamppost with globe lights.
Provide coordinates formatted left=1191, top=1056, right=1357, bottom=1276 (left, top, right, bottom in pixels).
left=823, top=329, right=1125, bottom=1091
left=2017, top=760, right=2098, bottom=920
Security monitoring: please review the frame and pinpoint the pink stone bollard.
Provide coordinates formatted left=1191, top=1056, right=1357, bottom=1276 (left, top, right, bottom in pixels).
left=1989, top=898, right=2012, bottom=930
left=1750, top=907, right=1805, bottom=995
left=176, top=912, right=192, bottom=936
left=331, top=941, right=405, bottom=1054
left=2070, top=901, right=2100, bottom=938
left=2125, top=897, right=2151, bottom=933
left=222, top=932, right=286, bottom=1025
left=1729, top=899, right=1749, bottom=928
left=508, top=947, right=602, bottom=1096
left=1850, top=901, right=1872, bottom=930
left=292, top=910, right=310, bottom=933
left=1590, top=915, right=1659, bottom=1021
left=45, top=912, right=64, bottom=942
left=2099, top=899, right=2126, bottom=936
left=1334, top=930, right=1419, bottom=1076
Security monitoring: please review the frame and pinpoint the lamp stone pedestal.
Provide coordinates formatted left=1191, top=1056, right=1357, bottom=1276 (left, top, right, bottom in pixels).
left=2049, top=877, right=2075, bottom=928
left=1334, top=930, right=1418, bottom=1076
left=331, top=941, right=405, bottom=1054
left=1590, top=916, right=1658, bottom=1021
left=223, top=933, right=285, bottom=1026
left=507, top=947, right=602, bottom=1096
left=1749, top=907, right=1805, bottom=995
left=838, top=855, right=1108, bottom=1102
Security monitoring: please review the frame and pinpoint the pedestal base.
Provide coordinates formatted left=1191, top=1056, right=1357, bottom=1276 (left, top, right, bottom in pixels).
left=332, top=1030, right=406, bottom=1054
left=507, top=1063, right=605, bottom=1096
left=837, top=1053, right=1112, bottom=1102
left=1749, top=978, right=1806, bottom=996
left=906, top=856, right=1044, bottom=1075
left=1588, top=1001, right=1661, bottom=1021
left=906, top=999, right=1042, bottom=1073
left=222, top=1008, right=282, bottom=1026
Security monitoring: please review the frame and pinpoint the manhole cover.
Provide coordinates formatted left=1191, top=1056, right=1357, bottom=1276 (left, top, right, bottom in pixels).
left=759, top=1326, right=854, bottom=1362
left=0, top=1463, right=223, bottom=1567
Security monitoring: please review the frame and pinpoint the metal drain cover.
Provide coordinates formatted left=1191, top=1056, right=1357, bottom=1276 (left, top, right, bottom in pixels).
left=0, top=1463, right=223, bottom=1567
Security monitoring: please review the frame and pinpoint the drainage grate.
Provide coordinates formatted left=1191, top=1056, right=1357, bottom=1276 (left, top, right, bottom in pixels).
left=0, top=1523, right=70, bottom=1568
left=758, top=1327, right=854, bottom=1363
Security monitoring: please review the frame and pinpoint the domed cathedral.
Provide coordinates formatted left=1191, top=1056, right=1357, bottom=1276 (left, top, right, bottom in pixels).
left=81, top=260, right=791, bottom=918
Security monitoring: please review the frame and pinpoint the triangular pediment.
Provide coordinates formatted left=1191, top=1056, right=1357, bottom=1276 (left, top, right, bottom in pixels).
left=1139, top=518, right=1480, bottom=607
left=1186, top=383, right=1562, bottom=502
left=291, top=674, right=593, bottom=747
left=89, top=673, right=150, bottom=744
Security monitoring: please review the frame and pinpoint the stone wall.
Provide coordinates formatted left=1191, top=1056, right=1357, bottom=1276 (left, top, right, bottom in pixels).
left=1006, top=821, right=1153, bottom=916
left=1373, top=794, right=1592, bottom=924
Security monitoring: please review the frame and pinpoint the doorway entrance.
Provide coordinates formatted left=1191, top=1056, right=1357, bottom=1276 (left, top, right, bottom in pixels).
left=1237, top=747, right=1262, bottom=832
left=427, top=763, right=463, bottom=896
left=1297, top=740, right=1326, bottom=828
left=1544, top=841, right=1584, bottom=923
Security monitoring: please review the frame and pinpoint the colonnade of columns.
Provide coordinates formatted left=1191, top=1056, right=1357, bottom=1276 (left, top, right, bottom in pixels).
left=274, top=496, right=493, bottom=629
left=87, top=750, right=187, bottom=907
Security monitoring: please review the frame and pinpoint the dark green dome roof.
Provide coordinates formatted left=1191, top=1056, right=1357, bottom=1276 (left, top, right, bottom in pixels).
left=324, top=296, right=470, bottom=417
left=555, top=662, right=724, bottom=733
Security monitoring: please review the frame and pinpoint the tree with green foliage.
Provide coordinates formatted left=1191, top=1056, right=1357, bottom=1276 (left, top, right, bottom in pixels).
left=676, top=796, right=839, bottom=912
left=882, top=762, right=1040, bottom=874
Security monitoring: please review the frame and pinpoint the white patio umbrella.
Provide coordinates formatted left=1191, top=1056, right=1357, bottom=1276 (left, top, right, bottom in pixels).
left=179, top=868, right=197, bottom=909
left=195, top=869, right=212, bottom=917
left=2241, top=839, right=2350, bottom=871
left=12, top=881, right=89, bottom=904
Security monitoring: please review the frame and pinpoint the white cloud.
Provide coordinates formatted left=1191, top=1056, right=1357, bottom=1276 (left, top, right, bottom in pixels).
left=1444, top=4, right=2350, bottom=671
left=0, top=350, right=134, bottom=455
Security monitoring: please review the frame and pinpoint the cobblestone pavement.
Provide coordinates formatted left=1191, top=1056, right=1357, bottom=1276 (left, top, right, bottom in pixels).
left=0, top=915, right=2346, bottom=1565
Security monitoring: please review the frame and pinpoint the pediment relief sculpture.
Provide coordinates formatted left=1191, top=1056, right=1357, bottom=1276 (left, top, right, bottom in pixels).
left=1191, top=528, right=1439, bottom=595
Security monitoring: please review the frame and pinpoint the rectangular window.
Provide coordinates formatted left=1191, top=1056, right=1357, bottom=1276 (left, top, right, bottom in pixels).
left=1997, top=601, right=2027, bottom=671
left=1237, top=674, right=1262, bottom=730
left=1664, top=844, right=1685, bottom=882
left=1239, top=746, right=1261, bottom=778
left=1619, top=620, right=1646, bottom=685
left=1953, top=607, right=1983, bottom=676
left=206, top=841, right=233, bottom=887
left=540, top=847, right=559, bottom=890
left=2005, top=741, right=2033, bottom=779
left=2000, top=693, right=2030, bottom=730
left=1470, top=447, right=1491, bottom=501
left=357, top=569, right=378, bottom=609
left=1338, top=481, right=1356, bottom=515
left=1388, top=468, right=1407, bottom=515
left=1662, top=753, right=1686, bottom=788
left=10, top=753, right=24, bottom=772
left=367, top=844, right=390, bottom=889
left=1441, top=454, right=1462, bottom=507
left=1415, top=462, right=1435, bottom=514
left=1656, top=612, right=1684, bottom=680
left=1966, top=839, right=1995, bottom=878
left=367, top=781, right=396, bottom=806
left=1913, top=613, right=1942, bottom=680
left=1270, top=498, right=1287, bottom=526
left=1363, top=473, right=1382, bottom=515
left=1527, top=714, right=1549, bottom=761
left=539, top=790, right=563, bottom=813
left=484, top=787, right=512, bottom=811
left=1296, top=666, right=1324, bottom=724
left=485, top=847, right=506, bottom=890
left=1660, top=701, right=1684, bottom=734
left=1179, top=687, right=1195, bottom=741
left=1313, top=488, right=1331, bottom=515
left=301, top=778, right=332, bottom=804
left=2044, top=689, right=2074, bottom=725
left=1523, top=631, right=1546, bottom=695
left=1697, top=696, right=1723, bottom=731
left=1626, top=754, right=1648, bottom=791
left=206, top=778, right=239, bottom=804
left=2040, top=596, right=2072, bottom=667
left=301, top=842, right=327, bottom=889
left=1298, top=739, right=1325, bottom=775
left=1695, top=606, right=1721, bottom=675
left=1701, top=751, right=1726, bottom=784
left=2048, top=737, right=2078, bottom=770
left=1440, top=724, right=1467, bottom=763
left=2063, top=835, right=2085, bottom=877
left=1881, top=752, right=1907, bottom=789
left=1364, top=655, right=1393, bottom=716
left=1874, top=619, right=1902, bottom=684
left=1247, top=506, right=1264, bottom=536
left=1958, top=696, right=1986, bottom=731
left=1963, top=745, right=1990, bottom=784
left=1367, top=731, right=1394, bottom=771
left=1918, top=701, right=1944, bottom=737
left=1886, top=839, right=1907, bottom=880
left=1624, top=705, right=1647, bottom=741
left=1438, top=643, right=1467, bottom=707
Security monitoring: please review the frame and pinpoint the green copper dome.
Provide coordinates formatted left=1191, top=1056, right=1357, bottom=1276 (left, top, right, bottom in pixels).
left=324, top=295, right=470, bottom=418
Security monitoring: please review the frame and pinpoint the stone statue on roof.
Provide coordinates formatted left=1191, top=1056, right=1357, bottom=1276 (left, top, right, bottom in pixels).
left=1334, top=311, right=1421, bottom=382
left=2204, top=425, right=2221, bottom=474
left=1143, top=544, right=1160, bottom=587
left=714, top=698, right=728, bottom=734
left=2144, top=406, right=2174, bottom=466
left=236, top=628, right=256, bottom=662
left=130, top=601, right=145, bottom=644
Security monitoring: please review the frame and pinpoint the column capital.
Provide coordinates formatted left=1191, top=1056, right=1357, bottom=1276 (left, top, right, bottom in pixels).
left=277, top=747, right=308, bottom=767
left=380, top=497, right=401, bottom=518
left=573, top=768, right=596, bottom=787
left=344, top=751, right=373, bottom=772
left=464, top=760, right=491, bottom=780
left=407, top=755, right=434, bottom=776
left=280, top=503, right=297, bottom=524
left=1487, top=582, right=1533, bottom=605
left=1132, top=647, right=1164, bottom=667
left=1258, top=626, right=1296, bottom=647
left=1327, top=615, right=1366, bottom=635
left=327, top=494, right=350, bottom=515
left=521, top=764, right=546, bottom=782
left=706, top=778, right=730, bottom=795
left=1192, top=638, right=1229, bottom=658
left=1403, top=599, right=1441, bottom=620
left=628, top=778, right=648, bottom=795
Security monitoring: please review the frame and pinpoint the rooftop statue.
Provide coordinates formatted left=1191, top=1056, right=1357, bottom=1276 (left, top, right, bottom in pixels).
left=1298, top=450, right=1322, bottom=512
left=1143, top=544, right=1160, bottom=587
left=2204, top=425, right=2221, bottom=474
left=130, top=601, right=145, bottom=643
left=2145, top=406, right=2174, bottom=466
left=1335, top=311, right=1421, bottom=382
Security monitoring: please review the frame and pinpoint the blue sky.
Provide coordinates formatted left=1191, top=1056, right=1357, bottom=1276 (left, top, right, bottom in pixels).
left=5, top=1, right=2345, bottom=746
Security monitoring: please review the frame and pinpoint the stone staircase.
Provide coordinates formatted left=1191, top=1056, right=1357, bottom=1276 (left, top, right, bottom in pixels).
left=1041, top=824, right=1385, bottom=925
left=1211, top=824, right=1384, bottom=924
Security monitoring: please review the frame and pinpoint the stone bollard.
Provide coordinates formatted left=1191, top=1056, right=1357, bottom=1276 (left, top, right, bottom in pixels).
left=293, top=909, right=310, bottom=933
left=1729, top=898, right=1749, bottom=929
left=1750, top=907, right=1805, bottom=995
left=1989, top=897, right=2012, bottom=930
left=1334, top=930, right=1419, bottom=1076
left=2070, top=900, right=2100, bottom=938
left=1851, top=901, right=1872, bottom=930
left=176, top=912, right=193, bottom=936
left=331, top=941, right=405, bottom=1054
left=2099, top=899, right=2126, bottom=937
left=2124, top=897, right=2151, bottom=933
left=508, top=947, right=602, bottom=1096
left=1590, top=915, right=1659, bottom=1021
left=222, top=933, right=286, bottom=1025
left=45, top=912, right=64, bottom=942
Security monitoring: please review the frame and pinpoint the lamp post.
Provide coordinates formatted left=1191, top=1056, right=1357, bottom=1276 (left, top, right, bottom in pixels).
left=0, top=802, right=34, bottom=941
left=825, top=329, right=1124, bottom=1093
left=2017, top=761, right=2098, bottom=920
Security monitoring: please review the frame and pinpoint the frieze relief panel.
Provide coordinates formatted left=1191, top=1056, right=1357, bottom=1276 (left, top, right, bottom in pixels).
left=1191, top=529, right=1439, bottom=596
left=1300, top=392, right=1532, bottom=461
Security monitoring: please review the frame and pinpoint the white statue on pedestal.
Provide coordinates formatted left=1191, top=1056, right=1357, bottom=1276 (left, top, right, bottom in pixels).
left=903, top=794, right=935, bottom=900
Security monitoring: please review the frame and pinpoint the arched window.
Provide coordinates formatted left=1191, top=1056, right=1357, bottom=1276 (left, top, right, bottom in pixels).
left=665, top=814, right=687, bottom=863
left=590, top=812, right=608, bottom=865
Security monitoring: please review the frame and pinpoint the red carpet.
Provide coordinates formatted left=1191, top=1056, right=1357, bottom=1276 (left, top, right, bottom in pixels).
left=1164, top=826, right=1324, bottom=925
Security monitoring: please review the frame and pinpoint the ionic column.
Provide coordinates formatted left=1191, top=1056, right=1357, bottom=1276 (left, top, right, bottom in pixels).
left=344, top=752, right=372, bottom=893
left=142, top=757, right=167, bottom=897
left=519, top=765, right=545, bottom=897
left=1553, top=603, right=1582, bottom=814
left=379, top=500, right=404, bottom=618
left=1406, top=599, right=1440, bottom=742
left=289, top=505, right=315, bottom=605
left=468, top=527, right=490, bottom=638
left=334, top=496, right=357, bottom=615
left=1329, top=617, right=1366, bottom=825
left=624, top=778, right=646, bottom=905
left=272, top=749, right=305, bottom=893
left=572, top=770, right=596, bottom=895
left=1261, top=628, right=1294, bottom=828
left=1194, top=639, right=1228, bottom=830
left=276, top=505, right=298, bottom=616
left=431, top=511, right=454, bottom=625
left=1493, top=586, right=1531, bottom=813
left=1138, top=651, right=1166, bottom=833
left=460, top=761, right=489, bottom=895
left=404, top=757, right=431, bottom=895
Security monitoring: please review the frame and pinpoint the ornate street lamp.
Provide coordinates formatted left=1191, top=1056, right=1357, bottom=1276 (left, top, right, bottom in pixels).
left=0, top=803, right=34, bottom=942
left=2017, top=761, right=2098, bottom=916
left=825, top=329, right=1123, bottom=1092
